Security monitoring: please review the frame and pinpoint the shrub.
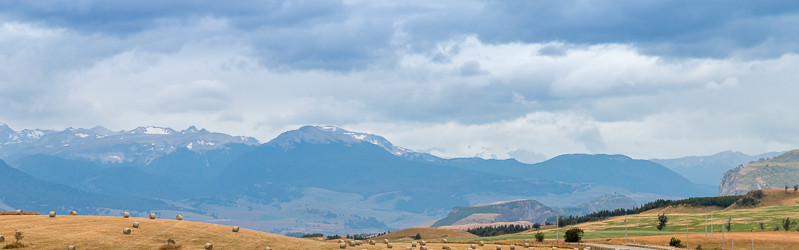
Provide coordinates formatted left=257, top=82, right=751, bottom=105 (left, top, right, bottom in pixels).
left=413, top=233, right=421, bottom=240
left=751, top=190, right=764, bottom=199
left=13, top=231, right=22, bottom=244
left=669, top=237, right=682, bottom=247
left=563, top=228, right=583, bottom=242
left=534, top=232, right=544, bottom=242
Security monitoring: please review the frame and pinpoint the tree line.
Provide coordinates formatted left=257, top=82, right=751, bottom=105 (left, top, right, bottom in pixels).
left=467, top=224, right=533, bottom=237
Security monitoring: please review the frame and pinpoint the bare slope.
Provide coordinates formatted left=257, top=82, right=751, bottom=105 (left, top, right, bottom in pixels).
left=720, top=150, right=799, bottom=195
left=0, top=215, right=338, bottom=249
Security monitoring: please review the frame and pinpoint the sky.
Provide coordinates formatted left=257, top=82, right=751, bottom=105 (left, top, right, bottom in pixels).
left=2, top=0, right=799, bottom=162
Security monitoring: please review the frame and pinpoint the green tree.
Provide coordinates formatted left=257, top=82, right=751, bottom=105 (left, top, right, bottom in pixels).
left=794, top=184, right=798, bottom=193
left=413, top=233, right=421, bottom=240
left=534, top=232, right=544, bottom=242
left=532, top=223, right=541, bottom=230
left=760, top=222, right=765, bottom=231
left=669, top=237, right=682, bottom=247
left=783, top=218, right=796, bottom=231
left=563, top=228, right=583, bottom=242
left=785, top=184, right=789, bottom=194
left=657, top=213, right=668, bottom=231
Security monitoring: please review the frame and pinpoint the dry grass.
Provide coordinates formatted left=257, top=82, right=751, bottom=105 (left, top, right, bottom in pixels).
left=0, top=215, right=344, bottom=249
left=0, top=212, right=39, bottom=215
left=370, top=227, right=477, bottom=241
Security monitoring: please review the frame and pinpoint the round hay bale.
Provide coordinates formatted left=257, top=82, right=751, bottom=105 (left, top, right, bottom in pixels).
left=349, top=241, right=356, bottom=247
left=0, top=235, right=4, bottom=242
left=123, top=227, right=131, bottom=235
left=384, top=239, right=389, bottom=244
left=149, top=213, right=156, bottom=219
left=412, top=242, right=417, bottom=247
left=175, top=215, right=183, bottom=220
left=421, top=240, right=426, bottom=246
left=264, top=247, right=271, bottom=250
left=355, top=240, right=362, bottom=245
left=421, top=247, right=428, bottom=250
left=232, top=226, right=240, bottom=232
left=68, top=245, right=75, bottom=250
left=497, top=245, right=502, bottom=250
left=524, top=243, right=529, bottom=247
left=479, top=241, right=485, bottom=246
left=441, top=243, right=447, bottom=249
left=447, top=247, right=452, bottom=250
left=70, top=211, right=77, bottom=216
left=510, top=244, right=515, bottom=250
left=339, top=240, right=345, bottom=243
left=339, top=242, right=347, bottom=249
left=205, top=242, right=213, bottom=249
left=133, top=221, right=139, bottom=228
left=49, top=211, right=56, bottom=217
left=386, top=243, right=393, bottom=248
left=442, top=239, right=447, bottom=243
left=406, top=247, right=412, bottom=250
left=123, top=212, right=130, bottom=218
left=15, top=209, right=22, bottom=215
left=471, top=244, right=477, bottom=248
left=369, top=240, right=375, bottom=245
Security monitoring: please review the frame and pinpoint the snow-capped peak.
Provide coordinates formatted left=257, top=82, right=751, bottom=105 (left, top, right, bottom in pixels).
left=268, top=125, right=415, bottom=156
left=144, top=126, right=172, bottom=135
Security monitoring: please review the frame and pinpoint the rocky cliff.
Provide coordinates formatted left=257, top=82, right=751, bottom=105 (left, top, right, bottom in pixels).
left=719, top=150, right=799, bottom=196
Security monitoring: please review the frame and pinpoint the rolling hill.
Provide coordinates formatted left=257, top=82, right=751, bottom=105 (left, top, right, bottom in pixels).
left=720, top=150, right=799, bottom=196
left=0, top=214, right=334, bottom=249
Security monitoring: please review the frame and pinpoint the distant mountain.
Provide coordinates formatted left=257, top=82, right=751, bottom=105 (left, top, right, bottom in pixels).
left=719, top=150, right=799, bottom=196
left=414, top=153, right=715, bottom=197
left=652, top=151, right=784, bottom=186
left=0, top=159, right=169, bottom=214
left=431, top=200, right=560, bottom=227
left=209, top=126, right=576, bottom=214
left=0, top=124, right=259, bottom=164
left=0, top=123, right=716, bottom=234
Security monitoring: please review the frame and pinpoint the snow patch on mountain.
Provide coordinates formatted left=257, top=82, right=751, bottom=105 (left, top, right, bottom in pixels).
left=144, top=127, right=172, bottom=135
left=268, top=125, right=415, bottom=156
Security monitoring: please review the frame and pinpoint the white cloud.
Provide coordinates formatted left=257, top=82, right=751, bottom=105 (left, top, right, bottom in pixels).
left=2, top=11, right=799, bottom=161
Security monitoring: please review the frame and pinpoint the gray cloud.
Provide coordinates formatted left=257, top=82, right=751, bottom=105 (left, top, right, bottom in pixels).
left=1, top=1, right=799, bottom=159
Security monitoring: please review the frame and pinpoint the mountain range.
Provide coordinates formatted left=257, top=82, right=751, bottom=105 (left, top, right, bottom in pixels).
left=0, top=123, right=753, bottom=234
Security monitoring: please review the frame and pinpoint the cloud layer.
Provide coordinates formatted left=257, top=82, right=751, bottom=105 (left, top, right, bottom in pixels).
left=2, top=0, right=799, bottom=160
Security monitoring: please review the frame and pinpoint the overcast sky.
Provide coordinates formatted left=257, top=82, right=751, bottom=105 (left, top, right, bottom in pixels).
left=2, top=0, right=799, bottom=161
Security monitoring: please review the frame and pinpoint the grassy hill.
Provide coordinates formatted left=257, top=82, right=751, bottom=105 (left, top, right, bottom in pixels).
left=461, top=189, right=799, bottom=249
left=0, top=214, right=336, bottom=249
